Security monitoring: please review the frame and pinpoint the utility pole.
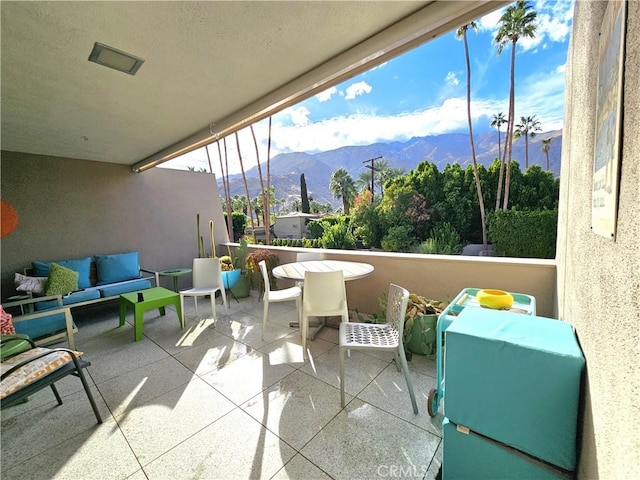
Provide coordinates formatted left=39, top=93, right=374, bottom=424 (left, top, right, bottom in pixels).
left=363, top=156, right=382, bottom=203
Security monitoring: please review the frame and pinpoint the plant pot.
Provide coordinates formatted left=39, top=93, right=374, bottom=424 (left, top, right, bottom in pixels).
left=406, top=314, right=438, bottom=356
left=230, top=274, right=251, bottom=298
left=221, top=269, right=241, bottom=289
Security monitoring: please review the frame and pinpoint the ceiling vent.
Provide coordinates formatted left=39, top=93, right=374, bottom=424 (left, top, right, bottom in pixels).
left=88, top=42, right=144, bottom=75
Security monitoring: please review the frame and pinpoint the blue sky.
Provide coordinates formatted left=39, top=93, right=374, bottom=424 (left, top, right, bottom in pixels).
left=163, top=0, right=574, bottom=175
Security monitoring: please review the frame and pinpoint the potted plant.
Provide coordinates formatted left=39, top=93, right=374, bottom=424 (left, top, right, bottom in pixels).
left=357, top=291, right=445, bottom=360
left=224, top=237, right=251, bottom=298
left=404, top=294, right=446, bottom=360
left=245, top=249, right=279, bottom=295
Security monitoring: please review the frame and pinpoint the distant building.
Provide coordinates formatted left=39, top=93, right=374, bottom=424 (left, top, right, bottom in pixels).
left=273, top=212, right=320, bottom=239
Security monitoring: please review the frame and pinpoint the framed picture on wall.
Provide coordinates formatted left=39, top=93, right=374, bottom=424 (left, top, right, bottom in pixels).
left=591, top=0, right=626, bottom=240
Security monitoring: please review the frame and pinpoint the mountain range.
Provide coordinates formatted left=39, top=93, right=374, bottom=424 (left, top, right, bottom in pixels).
left=222, top=130, right=563, bottom=210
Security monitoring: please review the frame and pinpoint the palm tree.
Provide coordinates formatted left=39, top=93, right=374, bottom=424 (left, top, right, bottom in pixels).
left=329, top=167, right=356, bottom=215
left=376, top=162, right=405, bottom=195
left=214, top=140, right=234, bottom=240
left=235, top=131, right=255, bottom=233
left=514, top=115, right=542, bottom=169
left=356, top=170, right=372, bottom=193
left=457, top=21, right=487, bottom=248
left=491, top=112, right=508, bottom=211
left=495, top=0, right=537, bottom=210
left=250, top=124, right=269, bottom=243
left=541, top=138, right=552, bottom=171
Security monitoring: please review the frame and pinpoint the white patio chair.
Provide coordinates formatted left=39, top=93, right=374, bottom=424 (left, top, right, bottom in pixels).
left=180, top=258, right=227, bottom=324
left=295, top=251, right=325, bottom=288
left=259, top=260, right=301, bottom=340
left=339, top=283, right=418, bottom=414
left=301, top=270, right=349, bottom=357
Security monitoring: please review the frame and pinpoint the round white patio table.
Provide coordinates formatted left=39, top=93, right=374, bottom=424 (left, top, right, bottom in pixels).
left=272, top=260, right=374, bottom=282
left=272, top=260, right=374, bottom=333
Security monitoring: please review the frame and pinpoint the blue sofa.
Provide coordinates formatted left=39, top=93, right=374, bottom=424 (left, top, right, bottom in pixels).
left=21, top=251, right=159, bottom=311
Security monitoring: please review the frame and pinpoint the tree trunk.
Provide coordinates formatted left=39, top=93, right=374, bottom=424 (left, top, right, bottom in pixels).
left=502, top=40, right=517, bottom=211
left=250, top=125, right=269, bottom=244
left=265, top=116, right=272, bottom=245
left=463, top=28, right=487, bottom=247
left=524, top=134, right=529, bottom=169
left=215, top=141, right=234, bottom=242
left=235, top=132, right=255, bottom=235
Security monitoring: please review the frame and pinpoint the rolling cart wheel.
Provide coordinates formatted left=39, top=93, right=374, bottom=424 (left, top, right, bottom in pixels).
left=427, top=388, right=438, bottom=417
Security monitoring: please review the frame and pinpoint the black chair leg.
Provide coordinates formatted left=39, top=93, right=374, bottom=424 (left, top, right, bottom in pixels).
left=50, top=384, right=63, bottom=405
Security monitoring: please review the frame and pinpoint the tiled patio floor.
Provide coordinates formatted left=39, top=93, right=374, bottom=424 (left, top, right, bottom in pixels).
left=1, top=291, right=443, bottom=479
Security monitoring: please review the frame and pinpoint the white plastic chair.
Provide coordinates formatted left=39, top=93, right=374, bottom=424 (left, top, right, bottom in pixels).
left=301, top=270, right=349, bottom=357
left=180, top=258, right=228, bottom=324
left=259, top=260, right=301, bottom=340
left=295, top=252, right=325, bottom=288
left=339, top=283, right=418, bottom=414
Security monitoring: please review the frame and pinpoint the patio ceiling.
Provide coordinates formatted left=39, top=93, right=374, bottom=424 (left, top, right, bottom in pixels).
left=0, top=1, right=504, bottom=172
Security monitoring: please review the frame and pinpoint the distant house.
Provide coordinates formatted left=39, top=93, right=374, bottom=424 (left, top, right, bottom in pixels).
left=273, top=212, right=320, bottom=239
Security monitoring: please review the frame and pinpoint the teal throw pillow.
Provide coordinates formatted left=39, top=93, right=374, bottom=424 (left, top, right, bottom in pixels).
left=45, top=262, right=79, bottom=296
left=95, top=251, right=140, bottom=284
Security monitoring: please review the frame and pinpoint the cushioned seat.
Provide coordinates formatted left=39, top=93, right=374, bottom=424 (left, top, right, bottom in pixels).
left=99, top=278, right=152, bottom=297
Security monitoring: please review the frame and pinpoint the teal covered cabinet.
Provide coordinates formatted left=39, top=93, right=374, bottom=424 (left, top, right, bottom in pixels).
left=443, top=308, right=585, bottom=476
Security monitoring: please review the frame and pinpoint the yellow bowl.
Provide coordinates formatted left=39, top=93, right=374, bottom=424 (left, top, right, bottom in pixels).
left=476, top=289, right=514, bottom=310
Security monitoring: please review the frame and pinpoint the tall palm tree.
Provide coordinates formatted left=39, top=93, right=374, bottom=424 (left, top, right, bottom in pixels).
left=214, top=140, right=234, bottom=240
left=491, top=112, right=508, bottom=211
left=235, top=131, right=255, bottom=233
left=457, top=21, right=487, bottom=248
left=329, top=167, right=356, bottom=215
left=356, top=170, right=372, bottom=193
left=541, top=138, right=552, bottom=171
left=265, top=116, right=272, bottom=244
left=250, top=124, right=269, bottom=243
left=514, top=115, right=542, bottom=169
left=495, top=0, right=537, bottom=210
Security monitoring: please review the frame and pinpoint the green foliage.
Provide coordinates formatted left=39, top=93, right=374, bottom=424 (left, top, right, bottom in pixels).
left=245, top=249, right=280, bottom=290
left=350, top=190, right=384, bottom=248
left=307, top=219, right=325, bottom=239
left=416, top=222, right=463, bottom=255
left=224, top=211, right=247, bottom=241
left=231, top=237, right=249, bottom=270
left=487, top=209, right=558, bottom=258
left=320, top=217, right=356, bottom=250
left=271, top=238, right=322, bottom=248
left=381, top=225, right=416, bottom=252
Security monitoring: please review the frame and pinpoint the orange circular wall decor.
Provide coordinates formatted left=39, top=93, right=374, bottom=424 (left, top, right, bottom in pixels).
left=1, top=200, right=19, bottom=238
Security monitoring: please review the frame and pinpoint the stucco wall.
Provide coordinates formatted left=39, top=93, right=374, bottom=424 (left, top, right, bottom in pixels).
left=0, top=151, right=228, bottom=298
left=557, top=1, right=640, bottom=477
left=244, top=245, right=556, bottom=318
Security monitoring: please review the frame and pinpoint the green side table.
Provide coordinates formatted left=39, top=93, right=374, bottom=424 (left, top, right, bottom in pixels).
left=119, top=287, right=183, bottom=342
left=158, top=268, right=192, bottom=292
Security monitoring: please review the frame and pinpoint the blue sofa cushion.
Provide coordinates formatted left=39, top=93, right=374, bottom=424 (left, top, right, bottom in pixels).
left=32, top=257, right=92, bottom=289
left=99, top=278, right=152, bottom=297
left=34, top=290, right=102, bottom=311
left=14, top=312, right=67, bottom=340
left=95, top=252, right=140, bottom=285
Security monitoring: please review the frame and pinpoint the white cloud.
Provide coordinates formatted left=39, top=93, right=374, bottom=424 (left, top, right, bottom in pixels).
left=289, top=105, right=311, bottom=126
left=446, top=71, right=460, bottom=86
left=315, top=86, right=337, bottom=103
left=344, top=81, right=372, bottom=100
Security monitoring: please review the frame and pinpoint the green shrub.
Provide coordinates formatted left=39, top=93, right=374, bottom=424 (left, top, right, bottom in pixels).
left=307, top=220, right=325, bottom=239
left=381, top=225, right=416, bottom=252
left=416, top=222, right=462, bottom=255
left=223, top=212, right=247, bottom=241
left=320, top=218, right=356, bottom=250
left=487, top=209, right=558, bottom=258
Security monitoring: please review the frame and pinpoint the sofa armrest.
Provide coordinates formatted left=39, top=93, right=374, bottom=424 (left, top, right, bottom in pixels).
left=140, top=268, right=160, bottom=287
left=9, top=306, right=76, bottom=350
left=3, top=294, right=63, bottom=310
